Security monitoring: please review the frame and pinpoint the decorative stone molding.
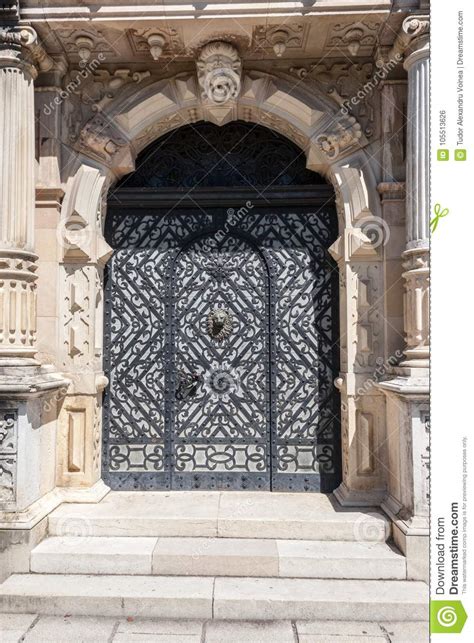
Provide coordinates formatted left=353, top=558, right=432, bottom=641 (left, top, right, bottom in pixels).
left=329, top=229, right=384, bottom=373
left=197, top=41, right=242, bottom=105
left=0, top=250, right=38, bottom=357
left=56, top=164, right=112, bottom=488
left=289, top=62, right=376, bottom=137
left=53, top=28, right=119, bottom=60
left=57, top=394, right=102, bottom=487
left=74, top=71, right=369, bottom=184
left=353, top=263, right=383, bottom=370
left=380, top=82, right=407, bottom=182
left=67, top=68, right=151, bottom=113
left=253, top=109, right=308, bottom=150
left=327, top=21, right=380, bottom=57
left=134, top=112, right=190, bottom=152
left=0, top=410, right=17, bottom=506
left=402, top=248, right=429, bottom=367
left=76, top=114, right=132, bottom=171
left=129, top=27, right=183, bottom=60
left=252, top=23, right=307, bottom=56
left=328, top=221, right=386, bottom=506
left=74, top=35, right=94, bottom=66
left=377, top=182, right=406, bottom=200
left=315, top=115, right=362, bottom=160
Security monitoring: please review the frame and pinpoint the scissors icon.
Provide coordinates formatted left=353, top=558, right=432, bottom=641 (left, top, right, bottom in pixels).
left=430, top=203, right=449, bottom=233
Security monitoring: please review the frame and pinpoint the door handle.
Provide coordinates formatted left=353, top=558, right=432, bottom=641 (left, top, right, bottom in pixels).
left=175, top=370, right=202, bottom=400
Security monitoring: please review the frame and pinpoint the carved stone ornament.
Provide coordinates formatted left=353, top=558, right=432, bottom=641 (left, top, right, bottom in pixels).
left=129, top=27, right=183, bottom=59
left=197, top=41, right=242, bottom=105
left=327, top=21, right=380, bottom=56
left=54, top=28, right=119, bottom=59
left=0, top=410, right=17, bottom=505
left=387, top=15, right=429, bottom=62
left=316, top=115, right=362, bottom=159
left=207, top=308, right=233, bottom=341
left=252, top=23, right=306, bottom=56
left=67, top=68, right=151, bottom=112
left=402, top=16, right=430, bottom=41
left=77, top=114, right=128, bottom=164
left=289, top=62, right=375, bottom=137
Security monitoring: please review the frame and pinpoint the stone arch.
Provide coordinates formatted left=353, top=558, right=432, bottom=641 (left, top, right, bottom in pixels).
left=58, top=70, right=387, bottom=505
left=72, top=71, right=380, bottom=229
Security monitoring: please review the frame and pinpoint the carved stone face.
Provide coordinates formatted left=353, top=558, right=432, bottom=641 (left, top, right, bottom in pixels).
left=197, top=41, right=242, bottom=105
left=207, top=308, right=233, bottom=341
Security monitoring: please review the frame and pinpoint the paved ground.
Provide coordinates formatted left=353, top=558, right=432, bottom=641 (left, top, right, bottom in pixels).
left=0, top=614, right=429, bottom=642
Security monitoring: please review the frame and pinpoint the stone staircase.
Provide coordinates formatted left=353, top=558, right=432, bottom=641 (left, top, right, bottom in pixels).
left=0, top=491, right=428, bottom=621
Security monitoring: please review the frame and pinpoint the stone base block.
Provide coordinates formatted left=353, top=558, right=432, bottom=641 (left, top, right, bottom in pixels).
left=334, top=482, right=387, bottom=508
left=0, top=518, right=47, bottom=583
left=392, top=521, right=429, bottom=582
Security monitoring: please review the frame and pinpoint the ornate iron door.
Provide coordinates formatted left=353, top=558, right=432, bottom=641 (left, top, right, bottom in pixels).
left=103, top=121, right=340, bottom=492
left=103, top=206, right=340, bottom=492
left=103, top=207, right=340, bottom=491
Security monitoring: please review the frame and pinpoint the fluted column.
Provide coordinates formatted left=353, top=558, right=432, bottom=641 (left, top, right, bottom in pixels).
left=377, top=18, right=430, bottom=581
left=0, top=27, right=43, bottom=360
left=401, top=17, right=430, bottom=369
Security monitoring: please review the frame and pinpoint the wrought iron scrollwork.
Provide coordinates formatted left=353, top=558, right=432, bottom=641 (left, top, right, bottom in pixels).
left=117, top=122, right=325, bottom=189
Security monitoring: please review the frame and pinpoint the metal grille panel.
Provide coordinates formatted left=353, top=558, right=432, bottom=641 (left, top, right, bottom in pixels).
left=103, top=207, right=340, bottom=491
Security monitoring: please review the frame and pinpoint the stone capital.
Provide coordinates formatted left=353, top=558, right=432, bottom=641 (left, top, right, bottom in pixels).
left=402, top=16, right=430, bottom=68
left=387, top=15, right=429, bottom=68
left=0, top=25, right=53, bottom=78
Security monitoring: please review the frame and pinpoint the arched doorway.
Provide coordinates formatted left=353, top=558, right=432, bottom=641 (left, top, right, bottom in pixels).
left=103, top=121, right=341, bottom=492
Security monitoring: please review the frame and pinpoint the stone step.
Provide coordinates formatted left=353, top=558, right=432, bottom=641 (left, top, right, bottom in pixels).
left=0, top=574, right=428, bottom=621
left=47, top=491, right=390, bottom=541
left=30, top=536, right=406, bottom=579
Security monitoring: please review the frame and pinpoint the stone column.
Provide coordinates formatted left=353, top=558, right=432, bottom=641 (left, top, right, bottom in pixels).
left=401, top=17, right=430, bottom=369
left=0, top=27, right=67, bottom=529
left=0, top=27, right=40, bottom=361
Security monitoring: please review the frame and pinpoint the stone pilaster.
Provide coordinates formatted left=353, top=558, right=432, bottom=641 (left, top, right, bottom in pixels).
left=329, top=227, right=388, bottom=507
left=378, top=17, right=430, bottom=581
